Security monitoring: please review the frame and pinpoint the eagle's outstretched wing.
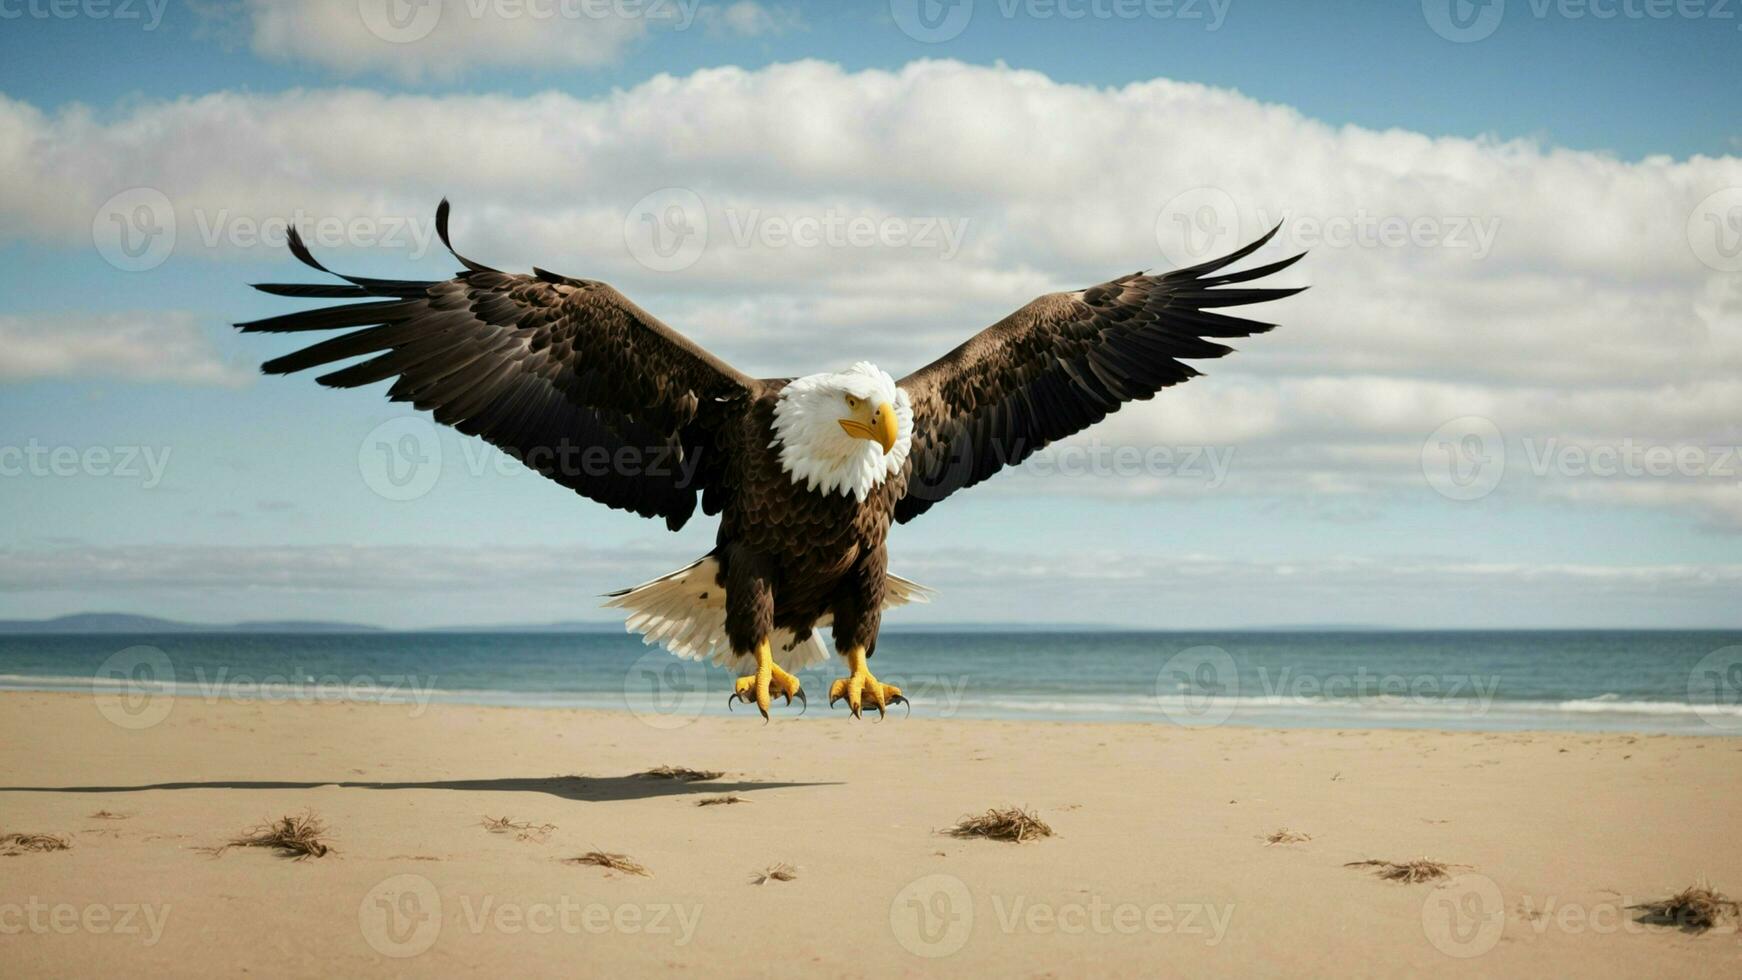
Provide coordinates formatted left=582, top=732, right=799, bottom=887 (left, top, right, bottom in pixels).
left=895, top=226, right=1304, bottom=522
left=236, top=201, right=757, bottom=530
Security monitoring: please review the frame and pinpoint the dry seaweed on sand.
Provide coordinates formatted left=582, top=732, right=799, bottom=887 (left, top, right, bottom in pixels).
left=568, top=851, right=651, bottom=877
left=1262, top=829, right=1313, bottom=845
left=750, top=862, right=798, bottom=885
left=480, top=816, right=556, bottom=842
left=1344, top=858, right=1463, bottom=883
left=696, top=795, right=748, bottom=807
left=1, top=832, right=71, bottom=855
left=218, top=812, right=331, bottom=860
left=945, top=806, right=1054, bottom=843
left=1628, top=883, right=1740, bottom=933
left=88, top=810, right=130, bottom=820
left=636, top=766, right=723, bottom=781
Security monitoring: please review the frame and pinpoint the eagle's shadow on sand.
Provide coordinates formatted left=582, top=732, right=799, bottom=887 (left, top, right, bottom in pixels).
left=0, top=775, right=837, bottom=803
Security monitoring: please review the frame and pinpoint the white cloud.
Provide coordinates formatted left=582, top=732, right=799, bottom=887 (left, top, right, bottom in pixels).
left=1, top=60, right=1739, bottom=523
left=0, top=312, right=250, bottom=387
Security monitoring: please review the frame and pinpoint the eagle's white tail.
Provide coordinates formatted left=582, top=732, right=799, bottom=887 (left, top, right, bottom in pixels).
left=603, top=555, right=935, bottom=674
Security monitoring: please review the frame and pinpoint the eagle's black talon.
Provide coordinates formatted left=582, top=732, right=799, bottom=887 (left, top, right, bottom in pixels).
left=727, top=692, right=741, bottom=711
left=792, top=689, right=808, bottom=716
left=890, top=694, right=911, bottom=718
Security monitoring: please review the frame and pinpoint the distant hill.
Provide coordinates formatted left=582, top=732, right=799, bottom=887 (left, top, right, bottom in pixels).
left=0, top=613, right=382, bottom=634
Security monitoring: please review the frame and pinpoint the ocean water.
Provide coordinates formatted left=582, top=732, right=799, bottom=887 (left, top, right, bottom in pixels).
left=2, top=630, right=1741, bottom=734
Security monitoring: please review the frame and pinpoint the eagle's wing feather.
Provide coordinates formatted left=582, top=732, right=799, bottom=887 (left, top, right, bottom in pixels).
left=895, top=226, right=1304, bottom=522
left=236, top=201, right=757, bottom=531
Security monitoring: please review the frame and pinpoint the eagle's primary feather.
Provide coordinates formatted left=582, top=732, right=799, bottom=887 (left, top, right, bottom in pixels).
left=238, top=201, right=1304, bottom=717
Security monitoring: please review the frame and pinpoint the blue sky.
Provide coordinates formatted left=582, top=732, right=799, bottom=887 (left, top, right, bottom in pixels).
left=1, top=0, right=1739, bottom=628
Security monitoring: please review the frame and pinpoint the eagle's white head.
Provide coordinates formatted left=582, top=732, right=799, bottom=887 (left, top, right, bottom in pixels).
left=771, top=360, right=914, bottom=502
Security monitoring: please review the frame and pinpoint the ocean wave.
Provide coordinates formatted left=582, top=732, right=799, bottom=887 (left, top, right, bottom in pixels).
left=5, top=674, right=1740, bottom=728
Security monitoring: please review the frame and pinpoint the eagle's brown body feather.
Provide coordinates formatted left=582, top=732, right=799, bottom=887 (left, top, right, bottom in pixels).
left=716, top=390, right=907, bottom=656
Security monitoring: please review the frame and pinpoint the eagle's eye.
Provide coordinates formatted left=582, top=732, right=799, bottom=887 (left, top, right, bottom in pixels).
left=845, top=395, right=860, bottom=409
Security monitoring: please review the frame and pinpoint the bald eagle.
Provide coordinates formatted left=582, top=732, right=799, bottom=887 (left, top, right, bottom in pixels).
left=238, top=202, right=1304, bottom=718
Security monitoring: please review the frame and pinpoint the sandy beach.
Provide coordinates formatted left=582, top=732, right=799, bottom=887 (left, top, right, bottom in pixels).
left=2, top=690, right=1738, bottom=976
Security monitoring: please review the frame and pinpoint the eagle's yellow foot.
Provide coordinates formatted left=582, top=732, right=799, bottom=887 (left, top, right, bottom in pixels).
left=829, top=647, right=907, bottom=718
left=727, top=639, right=804, bottom=720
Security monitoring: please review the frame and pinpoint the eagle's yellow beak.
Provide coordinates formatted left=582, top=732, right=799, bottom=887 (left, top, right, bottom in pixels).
left=839, top=401, right=899, bottom=454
